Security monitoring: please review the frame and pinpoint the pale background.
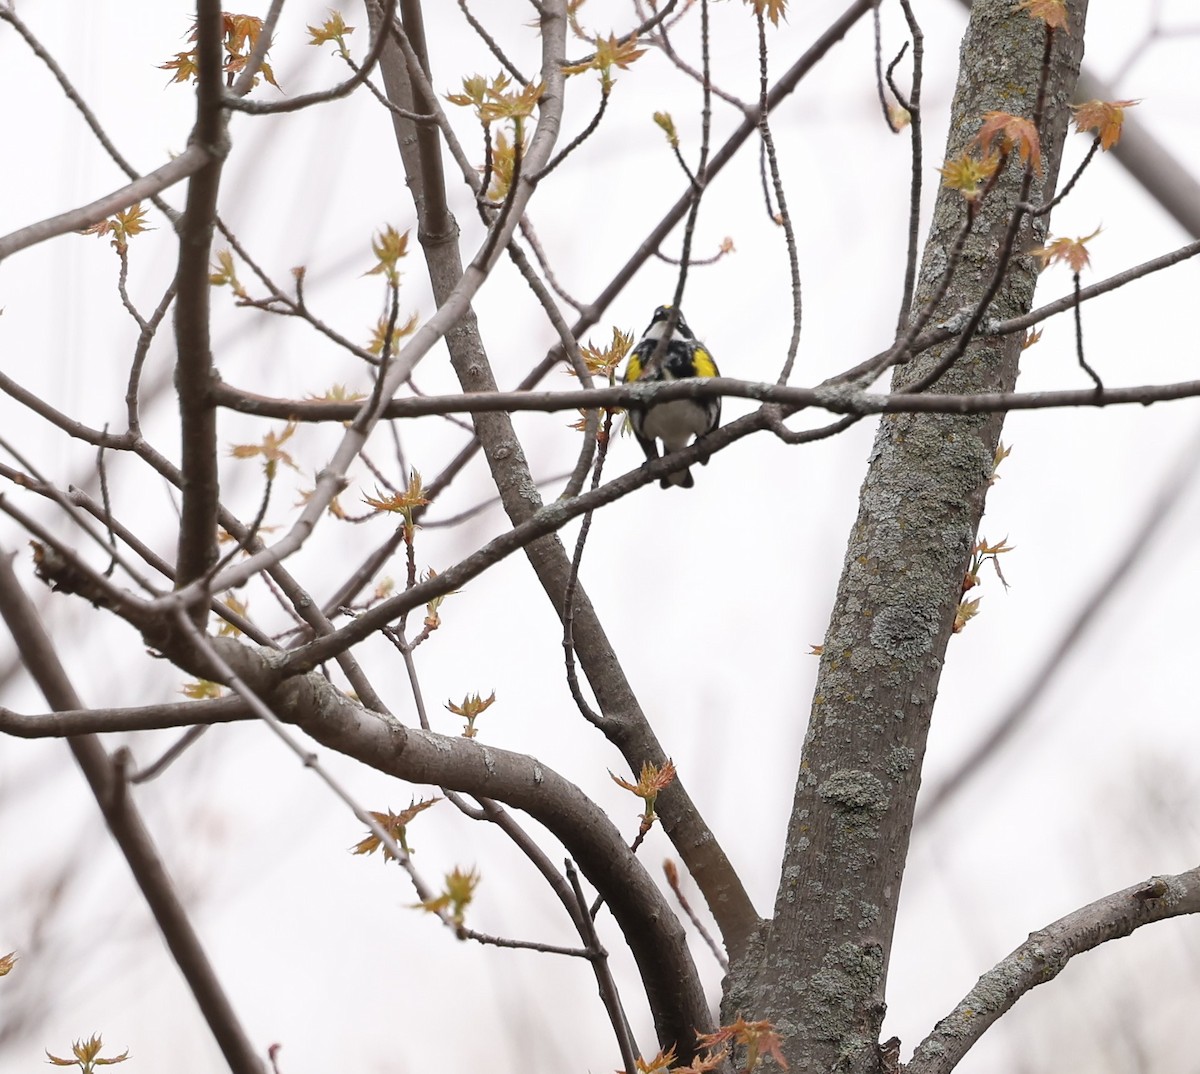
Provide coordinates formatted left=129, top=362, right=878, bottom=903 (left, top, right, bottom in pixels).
left=1, top=1, right=1198, bottom=1071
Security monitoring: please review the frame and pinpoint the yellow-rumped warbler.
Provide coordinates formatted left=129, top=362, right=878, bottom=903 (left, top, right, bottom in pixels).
left=623, top=305, right=721, bottom=488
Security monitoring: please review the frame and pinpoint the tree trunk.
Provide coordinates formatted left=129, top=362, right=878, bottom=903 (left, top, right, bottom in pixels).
left=732, top=2, right=1089, bottom=1069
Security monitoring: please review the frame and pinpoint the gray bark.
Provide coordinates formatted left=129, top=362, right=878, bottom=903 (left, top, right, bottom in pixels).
left=731, top=3, right=1089, bottom=1070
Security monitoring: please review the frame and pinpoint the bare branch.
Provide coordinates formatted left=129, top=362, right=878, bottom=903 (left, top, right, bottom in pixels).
left=0, top=145, right=210, bottom=263
left=173, top=0, right=232, bottom=598
left=0, top=695, right=253, bottom=737
left=0, top=552, right=264, bottom=1074
left=211, top=371, right=1200, bottom=423
left=907, top=868, right=1200, bottom=1074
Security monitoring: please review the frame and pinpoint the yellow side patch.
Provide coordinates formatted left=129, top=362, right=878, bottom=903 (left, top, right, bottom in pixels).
left=625, top=355, right=644, bottom=383
left=691, top=347, right=719, bottom=378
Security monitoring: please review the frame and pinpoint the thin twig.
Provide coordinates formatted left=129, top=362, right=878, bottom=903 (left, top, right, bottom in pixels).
left=664, top=859, right=728, bottom=970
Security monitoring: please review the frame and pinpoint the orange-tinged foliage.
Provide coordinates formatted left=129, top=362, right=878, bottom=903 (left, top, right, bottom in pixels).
left=963, top=535, right=1015, bottom=593
left=611, top=759, right=678, bottom=817
left=745, top=0, right=789, bottom=27
left=351, top=797, right=442, bottom=860
left=82, top=203, right=153, bottom=253
left=447, top=689, right=497, bottom=738
left=974, top=111, right=1042, bottom=175
left=697, top=1016, right=789, bottom=1072
left=363, top=470, right=430, bottom=523
left=1013, top=0, right=1069, bottom=32
left=46, top=1034, right=129, bottom=1071
left=562, top=33, right=647, bottom=91
left=447, top=72, right=542, bottom=135
left=1072, top=98, right=1139, bottom=150
left=421, top=567, right=455, bottom=631
left=160, top=12, right=280, bottom=90
left=626, top=1047, right=677, bottom=1074
left=160, top=51, right=200, bottom=84
left=0, top=952, right=16, bottom=976
left=576, top=326, right=635, bottom=382
left=1032, top=226, right=1101, bottom=273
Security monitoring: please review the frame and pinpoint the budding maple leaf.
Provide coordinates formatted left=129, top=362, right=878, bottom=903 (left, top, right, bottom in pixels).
left=477, top=80, right=544, bottom=128
left=1031, top=226, right=1101, bottom=273
left=974, top=111, right=1042, bottom=175
left=0, top=952, right=16, bottom=977
left=417, top=866, right=480, bottom=927
left=363, top=470, right=430, bottom=544
left=209, top=248, right=248, bottom=299
left=229, top=421, right=300, bottom=476
left=305, top=383, right=366, bottom=404
left=478, top=129, right=529, bottom=201
left=653, top=111, right=680, bottom=149
left=46, top=1034, right=129, bottom=1070
left=82, top=203, right=153, bottom=253
left=217, top=593, right=249, bottom=637
left=611, top=759, right=677, bottom=830
left=563, top=33, right=647, bottom=92
left=364, top=224, right=410, bottom=284
left=447, top=690, right=497, bottom=738
left=697, top=1016, right=789, bottom=1071
left=182, top=679, right=223, bottom=699
left=422, top=566, right=456, bottom=631
left=624, top=1047, right=677, bottom=1074
left=446, top=72, right=511, bottom=113
left=1071, top=98, right=1139, bottom=151
left=1013, top=0, right=1069, bottom=32
left=351, top=797, right=442, bottom=860
left=308, top=10, right=355, bottom=56
left=365, top=311, right=419, bottom=356
left=159, top=51, right=199, bottom=84
left=954, top=596, right=982, bottom=633
left=938, top=150, right=1001, bottom=199
left=744, top=0, right=789, bottom=27
left=574, top=326, right=634, bottom=382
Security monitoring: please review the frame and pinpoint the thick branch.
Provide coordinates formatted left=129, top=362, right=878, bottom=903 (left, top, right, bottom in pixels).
left=370, top=0, right=761, bottom=978
left=739, top=4, right=1090, bottom=1070
left=173, top=0, right=230, bottom=595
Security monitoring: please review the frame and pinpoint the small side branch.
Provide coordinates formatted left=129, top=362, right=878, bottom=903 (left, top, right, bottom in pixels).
left=907, top=867, right=1200, bottom=1074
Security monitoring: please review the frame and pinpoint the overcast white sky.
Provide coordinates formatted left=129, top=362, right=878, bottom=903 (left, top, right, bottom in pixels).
left=2, top=1, right=1199, bottom=1072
